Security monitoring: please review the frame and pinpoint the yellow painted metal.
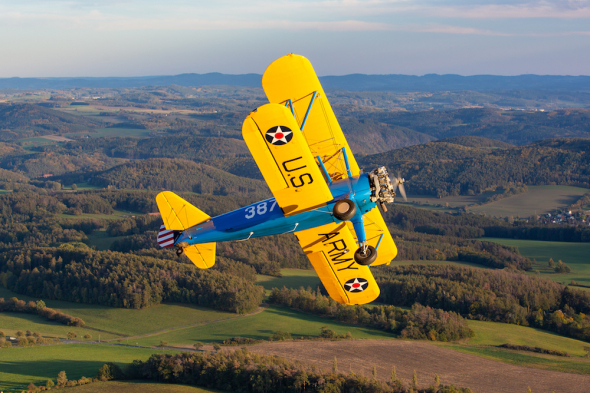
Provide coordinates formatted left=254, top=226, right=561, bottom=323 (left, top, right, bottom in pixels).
left=242, top=103, right=333, bottom=216
left=295, top=222, right=380, bottom=305
left=156, top=191, right=211, bottom=230
left=346, top=207, right=398, bottom=266
left=262, top=54, right=360, bottom=182
left=184, top=243, right=216, bottom=269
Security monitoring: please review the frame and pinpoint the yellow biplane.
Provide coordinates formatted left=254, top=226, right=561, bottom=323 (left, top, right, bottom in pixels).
left=156, top=54, right=404, bottom=305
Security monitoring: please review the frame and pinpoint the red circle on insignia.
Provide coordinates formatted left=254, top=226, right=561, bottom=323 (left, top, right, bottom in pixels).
left=352, top=283, right=360, bottom=288
left=275, top=132, right=284, bottom=139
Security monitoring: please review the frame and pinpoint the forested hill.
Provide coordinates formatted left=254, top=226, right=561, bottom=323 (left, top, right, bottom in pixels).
left=434, top=136, right=514, bottom=149
left=87, top=158, right=271, bottom=198
left=0, top=104, right=104, bottom=140
left=358, top=138, right=590, bottom=196
left=352, top=108, right=590, bottom=145
left=3, top=73, right=590, bottom=92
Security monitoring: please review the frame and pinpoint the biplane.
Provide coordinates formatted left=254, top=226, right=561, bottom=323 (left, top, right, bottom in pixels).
left=156, top=54, right=406, bottom=305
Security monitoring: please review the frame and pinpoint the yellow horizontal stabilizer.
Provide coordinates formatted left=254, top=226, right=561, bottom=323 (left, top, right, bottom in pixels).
left=295, top=222, right=380, bottom=305
left=184, top=243, right=216, bottom=269
left=156, top=191, right=210, bottom=231
left=346, top=207, right=398, bottom=267
left=243, top=103, right=333, bottom=216
left=262, top=54, right=360, bottom=183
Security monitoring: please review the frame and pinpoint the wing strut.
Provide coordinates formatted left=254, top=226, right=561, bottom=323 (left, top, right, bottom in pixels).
left=300, top=91, right=317, bottom=131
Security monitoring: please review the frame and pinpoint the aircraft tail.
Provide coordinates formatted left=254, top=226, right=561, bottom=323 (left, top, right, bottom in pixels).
left=155, top=191, right=216, bottom=269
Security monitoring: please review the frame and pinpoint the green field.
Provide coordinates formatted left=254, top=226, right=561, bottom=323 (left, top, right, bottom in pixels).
left=467, top=319, right=590, bottom=357
left=469, top=185, right=590, bottom=217
left=484, top=238, right=590, bottom=286
left=0, top=286, right=236, bottom=339
left=66, top=128, right=157, bottom=138
left=256, top=269, right=321, bottom=294
left=68, top=381, right=220, bottom=393
left=0, top=344, right=182, bottom=392
left=447, top=344, right=590, bottom=375
left=132, top=305, right=394, bottom=347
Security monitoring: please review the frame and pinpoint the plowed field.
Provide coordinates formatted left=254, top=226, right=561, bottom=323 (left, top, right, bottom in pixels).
left=242, top=340, right=590, bottom=393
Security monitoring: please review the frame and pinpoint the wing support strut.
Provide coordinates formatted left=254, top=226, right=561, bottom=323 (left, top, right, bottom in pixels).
left=342, top=147, right=353, bottom=179
left=284, top=99, right=295, bottom=117
left=300, top=91, right=317, bottom=131
left=316, top=156, right=332, bottom=186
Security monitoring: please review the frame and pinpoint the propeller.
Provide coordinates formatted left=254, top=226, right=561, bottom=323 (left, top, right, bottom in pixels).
left=392, top=173, right=407, bottom=202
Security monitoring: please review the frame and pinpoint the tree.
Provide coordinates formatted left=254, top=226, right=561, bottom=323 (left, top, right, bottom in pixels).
left=332, top=357, right=337, bottom=373
left=67, top=331, right=77, bottom=340
left=548, top=258, right=555, bottom=268
left=391, top=366, right=398, bottom=383
left=213, top=343, right=221, bottom=351
left=193, top=342, right=203, bottom=350
left=71, top=183, right=78, bottom=191
left=412, top=370, right=418, bottom=392
left=16, top=330, right=25, bottom=337
left=0, top=331, right=4, bottom=338
left=272, top=330, right=291, bottom=341
left=159, top=341, right=168, bottom=348
left=46, top=379, right=55, bottom=388
left=57, top=370, right=68, bottom=386
left=27, top=382, right=37, bottom=391
left=372, top=365, right=377, bottom=381
left=84, top=334, right=92, bottom=339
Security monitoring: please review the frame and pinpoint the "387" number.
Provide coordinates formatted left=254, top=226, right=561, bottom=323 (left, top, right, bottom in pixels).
left=245, top=200, right=278, bottom=219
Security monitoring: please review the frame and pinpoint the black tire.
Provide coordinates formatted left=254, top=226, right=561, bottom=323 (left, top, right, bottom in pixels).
left=176, top=248, right=184, bottom=256
left=354, top=245, right=377, bottom=266
left=332, top=199, right=357, bottom=221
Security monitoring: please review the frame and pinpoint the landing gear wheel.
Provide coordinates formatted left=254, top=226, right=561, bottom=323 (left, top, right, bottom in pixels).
left=354, top=245, right=377, bottom=266
left=176, top=248, right=184, bottom=256
left=333, top=199, right=357, bottom=221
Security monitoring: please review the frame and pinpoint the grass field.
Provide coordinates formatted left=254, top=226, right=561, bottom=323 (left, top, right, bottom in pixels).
left=483, top=238, right=590, bottom=286
left=85, top=231, right=127, bottom=250
left=466, top=319, right=590, bottom=357
left=0, top=344, right=182, bottom=392
left=256, top=269, right=321, bottom=293
left=446, top=345, right=590, bottom=375
left=132, top=305, right=394, bottom=347
left=469, top=185, right=590, bottom=217
left=66, top=128, right=157, bottom=138
left=67, top=381, right=220, bottom=393
left=0, top=286, right=236, bottom=339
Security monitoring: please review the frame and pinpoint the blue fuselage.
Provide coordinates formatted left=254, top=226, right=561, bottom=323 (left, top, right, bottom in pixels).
left=175, top=173, right=377, bottom=246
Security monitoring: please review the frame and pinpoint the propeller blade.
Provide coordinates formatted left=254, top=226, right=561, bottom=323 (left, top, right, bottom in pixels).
left=399, top=183, right=407, bottom=202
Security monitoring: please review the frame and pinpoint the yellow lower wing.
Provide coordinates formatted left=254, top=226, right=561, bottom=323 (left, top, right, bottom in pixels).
left=242, top=103, right=333, bottom=216
left=346, top=207, right=398, bottom=267
left=295, top=222, right=380, bottom=305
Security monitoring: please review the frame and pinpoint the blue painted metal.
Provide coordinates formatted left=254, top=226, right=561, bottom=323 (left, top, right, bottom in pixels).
left=285, top=99, right=295, bottom=117
left=375, top=234, right=384, bottom=250
left=351, top=215, right=367, bottom=245
left=342, top=147, right=353, bottom=179
left=300, top=91, right=317, bottom=132
left=316, top=156, right=332, bottom=186
left=174, top=172, right=378, bottom=248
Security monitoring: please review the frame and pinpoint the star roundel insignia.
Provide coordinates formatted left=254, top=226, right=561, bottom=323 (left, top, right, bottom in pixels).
left=265, top=126, right=293, bottom=145
left=344, top=278, right=369, bottom=293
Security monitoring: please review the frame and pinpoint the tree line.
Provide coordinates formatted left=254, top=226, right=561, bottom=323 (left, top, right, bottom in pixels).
left=269, top=287, right=473, bottom=342
left=374, top=264, right=590, bottom=342
left=0, top=247, right=264, bottom=313
left=0, top=296, right=84, bottom=327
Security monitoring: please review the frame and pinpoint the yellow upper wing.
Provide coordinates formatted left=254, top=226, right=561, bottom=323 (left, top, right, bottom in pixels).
left=242, top=103, right=333, bottom=216
left=262, top=54, right=360, bottom=183
left=295, top=222, right=380, bottom=305
left=346, top=207, right=398, bottom=267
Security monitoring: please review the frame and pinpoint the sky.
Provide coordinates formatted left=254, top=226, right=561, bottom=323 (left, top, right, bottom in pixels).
left=1, top=0, right=590, bottom=77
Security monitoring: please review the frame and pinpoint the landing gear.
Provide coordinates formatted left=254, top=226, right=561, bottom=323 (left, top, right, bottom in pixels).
left=354, top=245, right=377, bottom=266
left=333, top=199, right=356, bottom=221
left=176, top=248, right=184, bottom=256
